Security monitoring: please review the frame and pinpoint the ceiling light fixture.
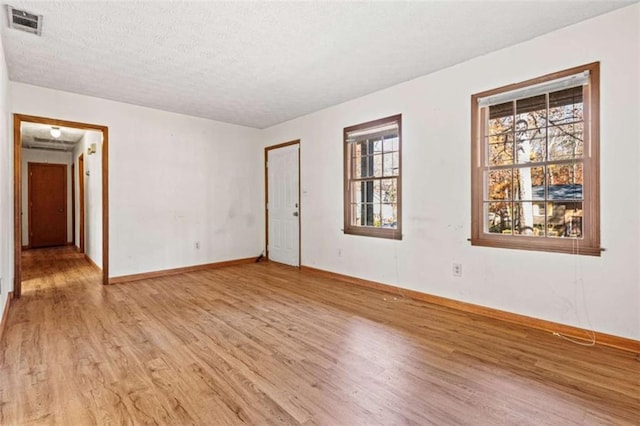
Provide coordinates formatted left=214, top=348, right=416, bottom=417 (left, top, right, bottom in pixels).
left=50, top=127, right=61, bottom=138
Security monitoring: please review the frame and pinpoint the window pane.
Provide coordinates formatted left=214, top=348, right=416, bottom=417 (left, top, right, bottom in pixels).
left=372, top=139, right=383, bottom=153
left=373, top=154, right=383, bottom=177
left=547, top=163, right=583, bottom=200
left=383, top=137, right=399, bottom=153
left=487, top=135, right=514, bottom=166
left=516, top=94, right=546, bottom=120
left=392, top=152, right=399, bottom=175
left=486, top=202, right=512, bottom=234
left=373, top=203, right=382, bottom=227
left=565, top=209, right=583, bottom=238
left=354, top=142, right=379, bottom=178
left=515, top=94, right=547, bottom=165
left=358, top=203, right=374, bottom=226
left=383, top=153, right=394, bottom=176
left=353, top=142, right=363, bottom=159
left=381, top=204, right=397, bottom=228
left=513, top=202, right=539, bottom=233
left=373, top=179, right=381, bottom=203
left=352, top=203, right=360, bottom=226
left=487, top=169, right=512, bottom=200
left=549, top=87, right=583, bottom=124
left=532, top=202, right=546, bottom=235
left=353, top=181, right=375, bottom=203
left=354, top=140, right=367, bottom=157
left=488, top=101, right=514, bottom=135
left=548, top=122, right=584, bottom=160
left=381, top=178, right=397, bottom=203
left=380, top=151, right=399, bottom=177
left=529, top=131, right=547, bottom=163
left=352, top=158, right=362, bottom=179
left=546, top=202, right=583, bottom=238
left=366, top=180, right=375, bottom=203
left=359, top=155, right=372, bottom=178
left=514, top=166, right=544, bottom=200
left=514, top=99, right=547, bottom=164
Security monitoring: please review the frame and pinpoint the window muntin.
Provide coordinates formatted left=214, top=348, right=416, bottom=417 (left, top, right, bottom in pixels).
left=344, top=115, right=402, bottom=239
left=471, top=63, right=600, bottom=255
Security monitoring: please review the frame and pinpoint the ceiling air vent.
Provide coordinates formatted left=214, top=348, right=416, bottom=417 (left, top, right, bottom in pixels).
left=7, top=5, right=42, bottom=36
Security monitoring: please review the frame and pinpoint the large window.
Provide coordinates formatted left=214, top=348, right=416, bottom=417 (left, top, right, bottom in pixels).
left=471, top=63, right=600, bottom=255
left=344, top=114, right=402, bottom=240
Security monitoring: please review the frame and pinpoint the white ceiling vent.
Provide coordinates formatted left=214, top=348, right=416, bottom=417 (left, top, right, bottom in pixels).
left=6, top=5, right=42, bottom=36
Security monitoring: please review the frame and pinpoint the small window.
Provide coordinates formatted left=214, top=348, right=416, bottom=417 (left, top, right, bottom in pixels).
left=471, top=63, right=600, bottom=255
left=344, top=114, right=402, bottom=240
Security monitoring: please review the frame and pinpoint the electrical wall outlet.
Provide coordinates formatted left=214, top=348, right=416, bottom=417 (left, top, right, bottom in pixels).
left=195, top=241, right=201, bottom=250
left=452, top=263, right=462, bottom=277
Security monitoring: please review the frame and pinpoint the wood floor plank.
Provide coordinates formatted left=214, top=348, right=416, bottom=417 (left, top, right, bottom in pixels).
left=0, top=246, right=638, bottom=425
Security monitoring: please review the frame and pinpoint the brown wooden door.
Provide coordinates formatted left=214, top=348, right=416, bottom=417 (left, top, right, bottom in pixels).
left=29, top=163, right=67, bottom=248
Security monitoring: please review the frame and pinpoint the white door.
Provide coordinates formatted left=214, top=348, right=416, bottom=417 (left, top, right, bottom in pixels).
left=267, top=144, right=300, bottom=266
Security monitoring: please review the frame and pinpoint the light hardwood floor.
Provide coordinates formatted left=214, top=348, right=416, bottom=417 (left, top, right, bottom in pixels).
left=0, top=247, right=638, bottom=425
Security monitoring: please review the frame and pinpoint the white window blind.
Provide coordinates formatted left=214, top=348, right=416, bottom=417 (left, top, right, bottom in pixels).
left=346, top=122, right=399, bottom=143
left=477, top=71, right=589, bottom=107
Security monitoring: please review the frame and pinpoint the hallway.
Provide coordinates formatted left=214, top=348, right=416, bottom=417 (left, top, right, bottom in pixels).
left=21, top=246, right=100, bottom=290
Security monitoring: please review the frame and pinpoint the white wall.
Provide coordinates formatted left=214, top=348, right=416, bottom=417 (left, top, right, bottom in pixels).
left=10, top=84, right=263, bottom=278
left=21, top=148, right=73, bottom=246
left=72, top=131, right=103, bottom=267
left=0, top=36, right=11, bottom=317
left=261, top=5, right=640, bottom=340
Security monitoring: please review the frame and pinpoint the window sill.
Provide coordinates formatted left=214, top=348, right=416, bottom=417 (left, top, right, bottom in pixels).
left=344, top=226, right=402, bottom=240
left=470, top=235, right=601, bottom=256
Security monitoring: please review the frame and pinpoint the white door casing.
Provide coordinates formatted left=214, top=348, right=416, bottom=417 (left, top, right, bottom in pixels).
left=267, top=144, right=299, bottom=266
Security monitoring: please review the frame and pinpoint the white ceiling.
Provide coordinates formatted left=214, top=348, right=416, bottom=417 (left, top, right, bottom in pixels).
left=1, top=1, right=635, bottom=129
left=21, top=122, right=85, bottom=152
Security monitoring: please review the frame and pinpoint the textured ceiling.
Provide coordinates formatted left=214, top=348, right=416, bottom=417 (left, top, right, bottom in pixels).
left=2, top=1, right=635, bottom=129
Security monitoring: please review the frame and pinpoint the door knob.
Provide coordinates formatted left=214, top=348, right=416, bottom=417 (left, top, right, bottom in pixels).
left=293, top=212, right=299, bottom=217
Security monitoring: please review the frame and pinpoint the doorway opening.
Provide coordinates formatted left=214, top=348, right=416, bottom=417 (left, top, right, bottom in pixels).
left=13, top=114, right=110, bottom=296
left=265, top=140, right=300, bottom=267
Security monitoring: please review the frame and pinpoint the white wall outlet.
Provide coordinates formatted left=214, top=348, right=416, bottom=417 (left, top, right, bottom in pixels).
left=195, top=241, right=200, bottom=250
left=452, top=263, right=462, bottom=277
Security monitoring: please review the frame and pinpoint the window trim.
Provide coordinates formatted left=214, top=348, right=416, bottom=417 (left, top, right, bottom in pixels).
left=470, top=62, right=601, bottom=256
left=344, top=114, right=402, bottom=240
